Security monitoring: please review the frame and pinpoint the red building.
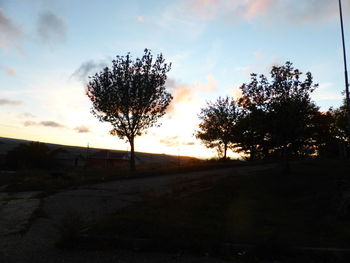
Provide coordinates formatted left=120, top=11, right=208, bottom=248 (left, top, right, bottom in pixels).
left=87, top=150, right=130, bottom=168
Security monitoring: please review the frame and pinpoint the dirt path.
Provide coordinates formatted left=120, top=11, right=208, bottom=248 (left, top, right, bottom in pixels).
left=0, top=164, right=274, bottom=262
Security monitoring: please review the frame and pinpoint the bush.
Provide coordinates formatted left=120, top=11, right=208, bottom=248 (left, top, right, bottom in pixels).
left=5, top=142, right=64, bottom=170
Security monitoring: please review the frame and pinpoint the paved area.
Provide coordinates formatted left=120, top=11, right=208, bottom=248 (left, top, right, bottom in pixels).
left=0, top=192, right=41, bottom=236
left=0, top=164, right=274, bottom=262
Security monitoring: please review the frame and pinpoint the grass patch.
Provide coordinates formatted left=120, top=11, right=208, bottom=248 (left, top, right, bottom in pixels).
left=1, top=159, right=245, bottom=192
left=86, top=159, right=350, bottom=254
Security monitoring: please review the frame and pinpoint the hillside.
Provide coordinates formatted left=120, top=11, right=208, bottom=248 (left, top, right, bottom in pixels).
left=0, top=137, right=198, bottom=167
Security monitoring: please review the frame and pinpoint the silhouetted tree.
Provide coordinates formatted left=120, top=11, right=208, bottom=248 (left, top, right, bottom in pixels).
left=328, top=101, right=349, bottom=144
left=195, top=97, right=241, bottom=159
left=238, top=62, right=319, bottom=161
left=233, top=109, right=269, bottom=161
left=87, top=49, right=172, bottom=170
left=5, top=142, right=62, bottom=170
left=310, top=111, right=339, bottom=158
left=314, top=101, right=350, bottom=158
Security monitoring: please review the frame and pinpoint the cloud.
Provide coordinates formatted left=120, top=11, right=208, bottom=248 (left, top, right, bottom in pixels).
left=71, top=60, right=107, bottom=82
left=74, top=125, right=90, bottom=133
left=166, top=79, right=195, bottom=113
left=23, top=120, right=37, bottom=127
left=157, top=2, right=207, bottom=41
left=24, top=120, right=65, bottom=128
left=0, top=8, right=23, bottom=50
left=184, top=142, right=195, bottom=146
left=41, top=120, right=65, bottom=128
left=137, top=16, right=145, bottom=22
left=226, top=83, right=243, bottom=100
left=0, top=98, right=23, bottom=105
left=0, top=65, right=16, bottom=76
left=160, top=136, right=195, bottom=147
left=187, top=0, right=221, bottom=20
left=185, top=0, right=347, bottom=25
left=233, top=52, right=282, bottom=78
left=19, top=112, right=36, bottom=118
left=37, top=10, right=67, bottom=44
left=312, top=82, right=343, bottom=101
left=193, top=74, right=217, bottom=92
left=166, top=75, right=217, bottom=113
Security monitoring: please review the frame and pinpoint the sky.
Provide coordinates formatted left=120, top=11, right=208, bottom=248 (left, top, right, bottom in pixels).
left=1, top=0, right=350, bottom=159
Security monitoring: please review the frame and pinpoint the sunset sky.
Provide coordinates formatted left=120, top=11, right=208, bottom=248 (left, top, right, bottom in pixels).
left=1, top=0, right=350, bottom=158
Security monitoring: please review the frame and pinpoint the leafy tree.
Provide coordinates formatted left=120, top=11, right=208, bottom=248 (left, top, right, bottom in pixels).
left=86, top=49, right=173, bottom=170
left=238, top=62, right=319, bottom=160
left=314, top=101, right=350, bottom=158
left=310, top=111, right=339, bottom=158
left=328, top=101, right=349, bottom=144
left=195, top=97, right=241, bottom=159
left=234, top=109, right=269, bottom=161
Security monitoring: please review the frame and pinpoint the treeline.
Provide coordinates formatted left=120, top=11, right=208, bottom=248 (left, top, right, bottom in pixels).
left=195, top=62, right=349, bottom=161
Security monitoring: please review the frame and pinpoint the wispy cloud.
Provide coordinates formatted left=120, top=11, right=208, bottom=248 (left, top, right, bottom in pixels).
left=0, top=65, right=16, bottom=76
left=193, top=74, right=217, bottom=92
left=137, top=16, right=145, bottom=22
left=185, top=0, right=347, bottom=25
left=71, top=60, right=107, bottom=82
left=312, top=82, right=343, bottom=102
left=0, top=98, right=22, bottom=105
left=41, top=120, right=65, bottom=128
left=74, top=125, right=90, bottom=133
left=166, top=75, right=217, bottom=113
left=0, top=8, right=23, bottom=50
left=24, top=120, right=65, bottom=128
left=37, top=10, right=67, bottom=45
left=227, top=83, right=243, bottom=100
left=166, top=79, right=195, bottom=113
left=160, top=136, right=195, bottom=147
left=19, top=112, right=36, bottom=119
left=23, top=120, right=37, bottom=127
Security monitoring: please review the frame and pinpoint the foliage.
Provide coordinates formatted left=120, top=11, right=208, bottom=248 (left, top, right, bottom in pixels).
left=87, top=49, right=172, bottom=170
left=313, top=101, right=350, bottom=158
left=234, top=106, right=269, bottom=161
left=328, top=101, right=349, bottom=143
left=237, top=61, right=319, bottom=160
left=195, top=97, right=241, bottom=159
left=5, top=142, right=63, bottom=170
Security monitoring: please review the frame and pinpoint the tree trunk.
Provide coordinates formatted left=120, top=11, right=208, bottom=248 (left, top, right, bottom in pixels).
left=250, top=147, right=255, bottom=161
left=224, top=143, right=227, bottom=160
left=282, top=146, right=290, bottom=174
left=129, top=137, right=136, bottom=171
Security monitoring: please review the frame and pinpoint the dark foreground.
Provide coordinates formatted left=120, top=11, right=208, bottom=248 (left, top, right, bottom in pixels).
left=81, top=159, right=350, bottom=262
left=1, top=160, right=350, bottom=262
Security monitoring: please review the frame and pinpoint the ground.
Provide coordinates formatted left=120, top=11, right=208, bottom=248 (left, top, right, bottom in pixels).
left=0, top=164, right=274, bottom=263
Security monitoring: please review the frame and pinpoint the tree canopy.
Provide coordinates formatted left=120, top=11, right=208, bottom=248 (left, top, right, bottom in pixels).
left=86, top=49, right=172, bottom=170
left=195, top=97, right=241, bottom=159
left=195, top=62, right=333, bottom=162
left=236, top=61, right=319, bottom=160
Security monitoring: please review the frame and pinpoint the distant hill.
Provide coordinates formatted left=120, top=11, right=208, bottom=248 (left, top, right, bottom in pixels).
left=0, top=137, right=198, bottom=167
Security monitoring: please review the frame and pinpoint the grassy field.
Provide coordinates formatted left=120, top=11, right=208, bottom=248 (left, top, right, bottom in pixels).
left=83, top=159, right=350, bottom=260
left=0, top=159, right=244, bottom=192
